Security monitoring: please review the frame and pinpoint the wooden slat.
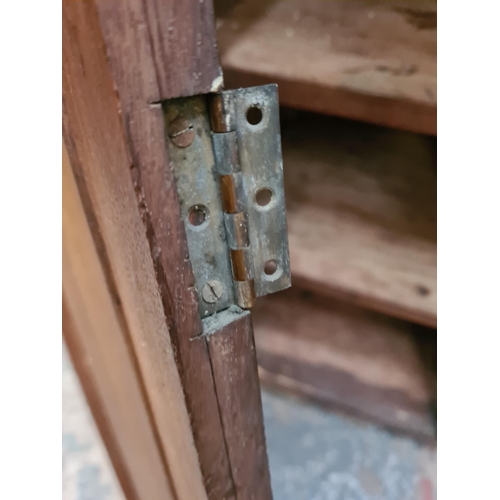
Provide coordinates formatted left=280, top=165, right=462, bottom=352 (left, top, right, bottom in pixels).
left=216, top=0, right=436, bottom=135
left=206, top=312, right=273, bottom=500
left=281, top=110, right=436, bottom=327
left=253, top=288, right=437, bottom=441
left=62, top=3, right=209, bottom=498
left=63, top=144, right=175, bottom=500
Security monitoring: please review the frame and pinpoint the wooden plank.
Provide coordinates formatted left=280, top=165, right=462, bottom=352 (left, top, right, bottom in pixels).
left=281, top=109, right=436, bottom=327
left=63, top=144, right=175, bottom=500
left=206, top=312, right=273, bottom=500
left=216, top=0, right=436, bottom=135
left=62, top=4, right=209, bottom=498
left=89, top=2, right=236, bottom=496
left=253, top=288, right=437, bottom=441
left=63, top=2, right=273, bottom=499
left=98, top=0, right=222, bottom=101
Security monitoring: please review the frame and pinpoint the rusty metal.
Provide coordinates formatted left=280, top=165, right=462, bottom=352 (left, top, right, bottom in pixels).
left=164, top=85, right=290, bottom=321
left=211, top=84, right=291, bottom=299
left=233, top=279, right=256, bottom=309
left=209, top=93, right=235, bottom=133
left=211, top=93, right=257, bottom=308
left=224, top=212, right=249, bottom=249
left=230, top=249, right=250, bottom=281
left=219, top=175, right=239, bottom=213
left=163, top=97, right=234, bottom=318
left=168, top=116, right=195, bottom=148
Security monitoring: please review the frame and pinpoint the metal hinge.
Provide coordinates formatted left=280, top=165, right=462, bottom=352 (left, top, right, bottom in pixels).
left=163, top=85, right=291, bottom=321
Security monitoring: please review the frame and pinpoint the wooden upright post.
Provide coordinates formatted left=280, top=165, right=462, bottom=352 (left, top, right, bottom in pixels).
left=62, top=0, right=273, bottom=498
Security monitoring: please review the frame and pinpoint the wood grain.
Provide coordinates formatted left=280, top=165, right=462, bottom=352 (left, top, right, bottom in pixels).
left=87, top=1, right=236, bottom=497
left=206, top=312, right=273, bottom=500
left=281, top=110, right=437, bottom=327
left=253, top=288, right=437, bottom=441
left=62, top=2, right=209, bottom=498
left=216, top=0, right=436, bottom=135
left=63, top=2, right=273, bottom=499
left=63, top=144, right=175, bottom=500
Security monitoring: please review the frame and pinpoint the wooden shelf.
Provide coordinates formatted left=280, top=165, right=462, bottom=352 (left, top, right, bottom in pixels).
left=253, top=287, right=436, bottom=441
left=281, top=109, right=436, bottom=327
left=216, top=0, right=437, bottom=135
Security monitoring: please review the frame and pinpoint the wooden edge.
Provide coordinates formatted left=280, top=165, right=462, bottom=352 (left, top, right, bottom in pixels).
left=253, top=289, right=437, bottom=443
left=205, top=311, right=273, bottom=500
left=63, top=2, right=272, bottom=498
left=62, top=1, right=209, bottom=494
left=223, top=69, right=437, bottom=136
left=258, top=358, right=436, bottom=445
left=63, top=146, right=175, bottom=500
left=89, top=2, right=274, bottom=497
left=293, top=275, right=437, bottom=330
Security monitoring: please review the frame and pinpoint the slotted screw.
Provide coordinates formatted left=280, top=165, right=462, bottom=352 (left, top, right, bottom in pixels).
left=168, top=117, right=195, bottom=148
left=202, top=280, right=223, bottom=303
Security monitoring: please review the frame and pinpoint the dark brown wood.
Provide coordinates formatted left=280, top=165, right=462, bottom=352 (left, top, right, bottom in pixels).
left=216, top=0, right=437, bottom=136
left=206, top=312, right=273, bottom=500
left=281, top=109, right=437, bottom=328
left=253, top=288, right=437, bottom=442
left=90, top=2, right=235, bottom=498
left=63, top=1, right=272, bottom=499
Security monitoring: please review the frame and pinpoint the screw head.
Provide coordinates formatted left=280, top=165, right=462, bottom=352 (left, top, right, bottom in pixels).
left=168, top=117, right=195, bottom=148
left=202, top=280, right=223, bottom=303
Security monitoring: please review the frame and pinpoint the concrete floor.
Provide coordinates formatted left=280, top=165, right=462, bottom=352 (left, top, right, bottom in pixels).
left=62, top=347, right=436, bottom=500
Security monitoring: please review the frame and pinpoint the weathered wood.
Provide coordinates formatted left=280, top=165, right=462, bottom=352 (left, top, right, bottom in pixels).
left=92, top=3, right=236, bottom=496
left=253, top=288, right=437, bottom=441
left=63, top=144, right=176, bottom=500
left=216, top=0, right=437, bottom=135
left=63, top=1, right=272, bottom=499
left=281, top=109, right=436, bottom=327
left=62, top=3, right=209, bottom=498
left=206, top=312, right=273, bottom=500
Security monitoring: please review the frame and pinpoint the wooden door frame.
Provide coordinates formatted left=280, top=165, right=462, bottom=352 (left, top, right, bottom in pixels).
left=62, top=1, right=272, bottom=499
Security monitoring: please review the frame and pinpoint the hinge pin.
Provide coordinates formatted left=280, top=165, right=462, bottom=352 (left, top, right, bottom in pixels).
left=210, top=93, right=256, bottom=309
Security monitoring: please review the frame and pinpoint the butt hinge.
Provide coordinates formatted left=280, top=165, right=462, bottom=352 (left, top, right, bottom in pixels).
left=163, top=85, right=291, bottom=321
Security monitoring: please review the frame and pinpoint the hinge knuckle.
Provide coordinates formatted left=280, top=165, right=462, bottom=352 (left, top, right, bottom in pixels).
left=212, top=132, right=239, bottom=175
left=233, top=279, right=256, bottom=310
left=219, top=174, right=244, bottom=213
left=209, top=93, right=235, bottom=133
left=223, top=212, right=249, bottom=249
left=211, top=100, right=255, bottom=309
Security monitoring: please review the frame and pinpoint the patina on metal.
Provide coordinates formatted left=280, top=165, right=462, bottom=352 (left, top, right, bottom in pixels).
left=211, top=85, right=291, bottom=299
left=163, top=96, right=235, bottom=318
left=164, top=85, right=291, bottom=320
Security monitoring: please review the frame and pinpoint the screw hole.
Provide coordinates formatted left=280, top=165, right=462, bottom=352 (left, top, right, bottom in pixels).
left=255, top=188, right=273, bottom=207
left=246, top=106, right=263, bottom=125
left=188, top=205, right=208, bottom=227
left=264, top=260, right=278, bottom=276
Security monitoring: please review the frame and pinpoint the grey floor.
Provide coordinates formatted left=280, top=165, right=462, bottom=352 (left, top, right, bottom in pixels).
left=62, top=348, right=436, bottom=500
